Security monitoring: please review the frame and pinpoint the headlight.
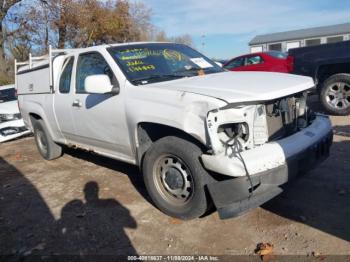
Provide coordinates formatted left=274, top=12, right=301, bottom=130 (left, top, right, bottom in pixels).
left=0, top=113, right=21, bottom=122
left=217, top=122, right=249, bottom=145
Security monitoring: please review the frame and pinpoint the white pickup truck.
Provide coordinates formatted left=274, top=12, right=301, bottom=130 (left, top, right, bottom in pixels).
left=15, top=42, right=333, bottom=220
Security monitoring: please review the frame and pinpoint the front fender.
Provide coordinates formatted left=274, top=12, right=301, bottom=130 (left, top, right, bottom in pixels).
left=125, top=85, right=226, bottom=156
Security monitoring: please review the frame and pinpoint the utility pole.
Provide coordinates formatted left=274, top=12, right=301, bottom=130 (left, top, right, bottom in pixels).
left=201, top=34, right=206, bottom=53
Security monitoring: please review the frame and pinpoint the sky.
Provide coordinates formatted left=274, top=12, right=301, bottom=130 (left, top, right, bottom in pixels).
left=139, top=0, right=350, bottom=59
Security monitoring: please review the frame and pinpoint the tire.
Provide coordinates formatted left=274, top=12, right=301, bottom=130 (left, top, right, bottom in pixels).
left=319, top=73, right=350, bottom=116
left=33, top=119, right=63, bottom=160
left=142, top=136, right=211, bottom=220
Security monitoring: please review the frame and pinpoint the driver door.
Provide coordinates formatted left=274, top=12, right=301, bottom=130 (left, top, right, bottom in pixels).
left=70, top=51, right=133, bottom=161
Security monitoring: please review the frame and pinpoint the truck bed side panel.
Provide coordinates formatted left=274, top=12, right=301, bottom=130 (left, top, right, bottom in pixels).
left=17, top=66, right=51, bottom=95
left=18, top=94, right=64, bottom=143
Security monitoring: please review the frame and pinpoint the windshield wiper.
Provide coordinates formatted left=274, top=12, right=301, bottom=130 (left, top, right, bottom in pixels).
left=132, top=74, right=184, bottom=84
left=174, top=67, right=220, bottom=75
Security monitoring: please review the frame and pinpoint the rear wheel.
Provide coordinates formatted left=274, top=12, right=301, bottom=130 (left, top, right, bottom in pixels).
left=142, top=136, right=211, bottom=220
left=320, top=74, right=350, bottom=115
left=33, top=119, right=63, bottom=160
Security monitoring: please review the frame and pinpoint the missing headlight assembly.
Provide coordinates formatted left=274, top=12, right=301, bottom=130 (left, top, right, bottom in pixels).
left=206, top=105, right=257, bottom=155
left=206, top=91, right=312, bottom=156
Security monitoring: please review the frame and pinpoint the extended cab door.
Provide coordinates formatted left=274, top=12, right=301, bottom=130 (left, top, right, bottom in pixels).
left=54, top=56, right=76, bottom=141
left=69, top=51, right=133, bottom=162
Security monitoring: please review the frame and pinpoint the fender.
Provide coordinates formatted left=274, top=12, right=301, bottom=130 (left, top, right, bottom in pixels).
left=24, top=99, right=61, bottom=143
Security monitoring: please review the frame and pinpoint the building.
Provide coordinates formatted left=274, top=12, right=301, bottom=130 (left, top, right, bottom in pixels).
left=249, top=22, right=350, bottom=53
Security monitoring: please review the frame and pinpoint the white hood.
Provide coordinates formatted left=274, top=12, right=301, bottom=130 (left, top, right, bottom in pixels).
left=0, top=100, right=20, bottom=114
left=150, top=71, right=314, bottom=103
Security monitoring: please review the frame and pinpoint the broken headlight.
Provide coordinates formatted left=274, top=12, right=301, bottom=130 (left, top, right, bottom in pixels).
left=217, top=122, right=249, bottom=150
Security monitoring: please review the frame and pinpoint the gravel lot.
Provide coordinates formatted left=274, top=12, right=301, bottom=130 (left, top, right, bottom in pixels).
left=0, top=98, right=349, bottom=258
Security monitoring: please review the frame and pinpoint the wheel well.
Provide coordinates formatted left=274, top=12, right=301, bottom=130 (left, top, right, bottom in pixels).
left=316, top=63, right=350, bottom=87
left=136, top=122, right=208, bottom=167
left=29, top=113, right=42, bottom=125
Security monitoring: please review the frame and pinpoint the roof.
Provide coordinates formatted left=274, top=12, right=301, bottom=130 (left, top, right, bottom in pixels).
left=249, top=22, right=350, bottom=45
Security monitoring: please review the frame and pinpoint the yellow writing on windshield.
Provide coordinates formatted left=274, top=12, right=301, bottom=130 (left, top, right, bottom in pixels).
left=127, top=60, right=144, bottom=66
left=120, top=49, right=163, bottom=61
left=163, top=49, right=183, bottom=61
left=129, top=65, right=156, bottom=72
left=120, top=54, right=146, bottom=60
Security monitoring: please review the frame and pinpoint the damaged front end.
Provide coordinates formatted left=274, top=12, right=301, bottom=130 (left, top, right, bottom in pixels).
left=201, top=92, right=333, bottom=219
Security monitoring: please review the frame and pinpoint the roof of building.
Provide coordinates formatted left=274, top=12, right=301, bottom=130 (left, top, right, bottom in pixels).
left=249, top=22, right=350, bottom=45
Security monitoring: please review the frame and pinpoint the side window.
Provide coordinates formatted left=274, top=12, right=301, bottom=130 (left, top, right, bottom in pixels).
left=245, top=55, right=263, bottom=66
left=76, top=52, right=115, bottom=93
left=59, top=57, right=74, bottom=94
left=224, top=58, right=244, bottom=69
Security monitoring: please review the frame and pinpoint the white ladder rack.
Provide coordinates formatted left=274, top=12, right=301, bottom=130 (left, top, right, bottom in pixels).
left=14, top=45, right=76, bottom=91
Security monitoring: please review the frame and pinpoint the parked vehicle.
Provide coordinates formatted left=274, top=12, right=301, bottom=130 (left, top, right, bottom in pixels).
left=289, top=40, right=350, bottom=115
left=0, top=85, right=30, bottom=143
left=16, top=43, right=332, bottom=220
left=223, top=51, right=293, bottom=73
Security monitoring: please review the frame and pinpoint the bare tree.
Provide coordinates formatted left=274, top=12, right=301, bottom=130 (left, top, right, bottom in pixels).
left=0, top=0, right=22, bottom=51
left=0, top=0, right=22, bottom=84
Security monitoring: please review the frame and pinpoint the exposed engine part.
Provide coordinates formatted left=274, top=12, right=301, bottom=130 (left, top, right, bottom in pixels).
left=206, top=91, right=312, bottom=155
left=264, top=92, right=310, bottom=141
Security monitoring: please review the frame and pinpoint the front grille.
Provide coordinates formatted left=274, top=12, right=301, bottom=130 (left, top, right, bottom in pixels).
left=0, top=126, right=27, bottom=136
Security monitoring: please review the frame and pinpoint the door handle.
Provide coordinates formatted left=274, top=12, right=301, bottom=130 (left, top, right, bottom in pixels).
left=72, top=99, right=82, bottom=108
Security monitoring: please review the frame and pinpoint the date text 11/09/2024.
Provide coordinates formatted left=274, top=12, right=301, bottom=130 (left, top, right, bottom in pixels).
left=127, top=255, right=219, bottom=261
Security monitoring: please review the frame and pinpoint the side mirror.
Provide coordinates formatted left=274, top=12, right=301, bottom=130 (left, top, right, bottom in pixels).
left=215, top=61, right=223, bottom=67
left=85, top=75, right=118, bottom=94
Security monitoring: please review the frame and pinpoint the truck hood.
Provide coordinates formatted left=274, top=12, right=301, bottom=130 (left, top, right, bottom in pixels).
left=151, top=71, right=314, bottom=103
left=0, top=100, right=20, bottom=114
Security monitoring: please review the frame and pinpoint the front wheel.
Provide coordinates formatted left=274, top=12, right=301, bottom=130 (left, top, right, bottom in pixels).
left=320, top=74, right=350, bottom=115
left=142, top=136, right=211, bottom=220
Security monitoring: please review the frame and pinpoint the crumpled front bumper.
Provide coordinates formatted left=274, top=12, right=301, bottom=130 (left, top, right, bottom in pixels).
left=201, top=115, right=333, bottom=219
left=0, top=119, right=31, bottom=143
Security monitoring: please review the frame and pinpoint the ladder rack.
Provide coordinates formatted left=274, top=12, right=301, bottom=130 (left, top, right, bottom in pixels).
left=14, top=45, right=77, bottom=91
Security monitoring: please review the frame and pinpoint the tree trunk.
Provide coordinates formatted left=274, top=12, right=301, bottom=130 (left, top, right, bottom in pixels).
left=0, top=0, right=22, bottom=56
left=57, top=0, right=67, bottom=48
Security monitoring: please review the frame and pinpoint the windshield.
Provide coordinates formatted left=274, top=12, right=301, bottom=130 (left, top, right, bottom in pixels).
left=108, top=43, right=224, bottom=85
left=0, top=88, right=16, bottom=103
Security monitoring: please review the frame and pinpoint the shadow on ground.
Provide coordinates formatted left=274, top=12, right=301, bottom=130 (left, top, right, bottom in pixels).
left=64, top=147, right=151, bottom=203
left=0, top=157, right=138, bottom=256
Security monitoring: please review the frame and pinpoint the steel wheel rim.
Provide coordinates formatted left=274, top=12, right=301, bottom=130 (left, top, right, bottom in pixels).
left=325, top=82, right=350, bottom=110
left=36, top=130, right=48, bottom=155
left=153, top=154, right=194, bottom=206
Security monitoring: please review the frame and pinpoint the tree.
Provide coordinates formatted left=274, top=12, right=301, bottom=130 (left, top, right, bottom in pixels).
left=0, top=0, right=22, bottom=52
left=4, top=0, right=194, bottom=53
left=153, top=30, right=193, bottom=47
left=0, top=0, right=22, bottom=84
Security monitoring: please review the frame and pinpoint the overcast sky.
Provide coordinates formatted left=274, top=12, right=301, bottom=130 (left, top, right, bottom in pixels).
left=140, top=0, right=350, bottom=59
